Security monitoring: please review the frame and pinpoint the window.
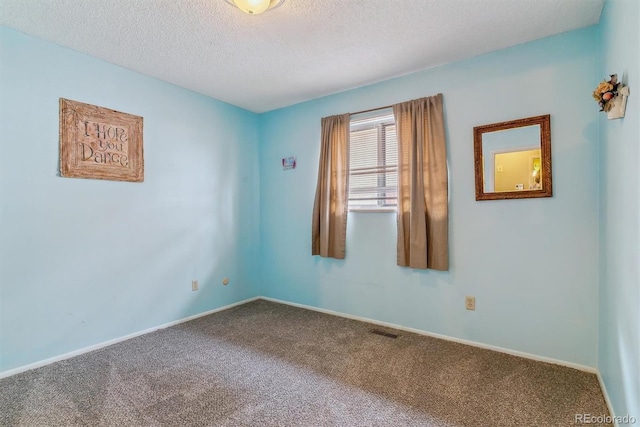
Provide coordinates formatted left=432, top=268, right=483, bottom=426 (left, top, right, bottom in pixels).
left=348, top=109, right=398, bottom=211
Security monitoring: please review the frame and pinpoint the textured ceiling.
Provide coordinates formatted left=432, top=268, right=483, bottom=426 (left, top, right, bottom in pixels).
left=0, top=0, right=603, bottom=113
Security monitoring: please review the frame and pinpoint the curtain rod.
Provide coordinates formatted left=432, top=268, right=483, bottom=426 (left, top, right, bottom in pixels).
left=350, top=94, right=440, bottom=116
left=350, top=104, right=394, bottom=116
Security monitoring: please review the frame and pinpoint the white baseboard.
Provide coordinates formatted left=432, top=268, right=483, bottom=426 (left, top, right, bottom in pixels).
left=597, top=372, right=618, bottom=426
left=1, top=295, right=599, bottom=381
left=259, top=296, right=598, bottom=374
left=0, top=297, right=259, bottom=380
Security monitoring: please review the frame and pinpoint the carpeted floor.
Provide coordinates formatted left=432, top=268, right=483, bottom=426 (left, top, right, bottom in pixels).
left=1, top=299, right=611, bottom=426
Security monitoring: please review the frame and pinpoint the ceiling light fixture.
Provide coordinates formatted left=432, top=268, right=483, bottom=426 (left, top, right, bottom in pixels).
left=226, top=0, right=285, bottom=15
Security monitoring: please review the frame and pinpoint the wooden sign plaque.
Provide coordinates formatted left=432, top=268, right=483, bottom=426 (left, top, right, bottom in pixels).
left=59, top=98, right=144, bottom=182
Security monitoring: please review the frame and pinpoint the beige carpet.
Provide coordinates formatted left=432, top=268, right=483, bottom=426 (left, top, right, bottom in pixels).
left=0, top=299, right=611, bottom=426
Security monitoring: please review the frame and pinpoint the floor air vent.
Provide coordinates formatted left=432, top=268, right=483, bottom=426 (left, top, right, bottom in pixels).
left=370, top=329, right=399, bottom=339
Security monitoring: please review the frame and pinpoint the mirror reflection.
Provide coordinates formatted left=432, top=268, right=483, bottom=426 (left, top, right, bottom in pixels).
left=482, top=125, right=542, bottom=193
left=474, top=115, right=552, bottom=201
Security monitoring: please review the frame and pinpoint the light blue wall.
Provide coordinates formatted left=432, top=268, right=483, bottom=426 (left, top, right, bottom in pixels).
left=259, top=28, right=600, bottom=367
left=598, top=0, right=640, bottom=420
left=0, top=27, right=261, bottom=372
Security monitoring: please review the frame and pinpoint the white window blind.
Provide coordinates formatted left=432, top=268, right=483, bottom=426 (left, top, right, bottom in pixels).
left=348, top=109, right=398, bottom=211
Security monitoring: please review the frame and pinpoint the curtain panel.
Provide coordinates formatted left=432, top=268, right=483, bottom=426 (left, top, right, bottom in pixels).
left=393, top=94, right=448, bottom=270
left=311, top=114, right=350, bottom=259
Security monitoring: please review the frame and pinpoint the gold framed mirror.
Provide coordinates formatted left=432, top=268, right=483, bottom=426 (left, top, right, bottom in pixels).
left=473, top=114, right=552, bottom=201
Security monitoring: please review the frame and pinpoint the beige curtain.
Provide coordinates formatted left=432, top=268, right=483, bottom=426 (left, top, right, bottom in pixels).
left=311, top=114, right=350, bottom=259
left=394, top=94, right=448, bottom=270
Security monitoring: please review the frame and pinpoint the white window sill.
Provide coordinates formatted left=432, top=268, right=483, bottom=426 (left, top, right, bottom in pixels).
left=349, top=208, right=397, bottom=213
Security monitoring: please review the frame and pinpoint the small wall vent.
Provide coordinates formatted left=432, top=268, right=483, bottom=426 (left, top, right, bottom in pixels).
left=369, top=329, right=399, bottom=339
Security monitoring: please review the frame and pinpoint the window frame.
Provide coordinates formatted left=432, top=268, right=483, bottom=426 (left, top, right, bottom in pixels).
left=348, top=110, right=398, bottom=213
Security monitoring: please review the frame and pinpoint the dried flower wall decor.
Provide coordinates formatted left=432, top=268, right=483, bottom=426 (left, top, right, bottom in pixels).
left=593, top=74, right=620, bottom=112
left=593, top=74, right=630, bottom=120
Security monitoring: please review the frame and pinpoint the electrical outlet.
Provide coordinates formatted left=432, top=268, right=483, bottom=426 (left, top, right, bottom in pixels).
left=465, top=296, right=475, bottom=310
left=192, top=280, right=198, bottom=291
